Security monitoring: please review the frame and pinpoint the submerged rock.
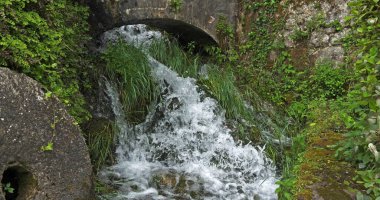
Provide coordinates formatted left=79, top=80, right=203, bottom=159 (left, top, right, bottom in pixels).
left=149, top=169, right=204, bottom=199
left=0, top=68, right=94, bottom=200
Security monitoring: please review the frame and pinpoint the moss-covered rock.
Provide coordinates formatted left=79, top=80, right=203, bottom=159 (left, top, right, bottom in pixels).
left=294, top=132, right=361, bottom=199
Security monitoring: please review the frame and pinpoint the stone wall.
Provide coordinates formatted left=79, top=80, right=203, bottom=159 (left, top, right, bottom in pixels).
left=276, top=0, right=350, bottom=68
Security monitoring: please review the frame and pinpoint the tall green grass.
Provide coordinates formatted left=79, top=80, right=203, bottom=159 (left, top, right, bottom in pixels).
left=148, top=39, right=201, bottom=78
left=102, top=41, right=158, bottom=123
left=83, top=119, right=116, bottom=173
left=199, top=66, right=250, bottom=120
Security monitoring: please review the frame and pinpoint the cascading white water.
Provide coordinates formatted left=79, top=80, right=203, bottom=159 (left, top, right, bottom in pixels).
left=99, top=25, right=278, bottom=200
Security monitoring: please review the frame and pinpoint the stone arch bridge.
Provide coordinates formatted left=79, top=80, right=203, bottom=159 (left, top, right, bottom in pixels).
left=88, top=0, right=238, bottom=45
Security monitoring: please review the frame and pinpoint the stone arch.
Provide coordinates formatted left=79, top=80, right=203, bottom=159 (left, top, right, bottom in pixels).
left=87, top=0, right=238, bottom=46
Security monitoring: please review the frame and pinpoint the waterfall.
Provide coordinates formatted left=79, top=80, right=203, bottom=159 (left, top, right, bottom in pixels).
left=99, top=25, right=278, bottom=200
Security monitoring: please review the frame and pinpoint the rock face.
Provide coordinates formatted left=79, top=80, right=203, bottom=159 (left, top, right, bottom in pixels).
left=0, top=68, right=94, bottom=200
left=278, top=0, right=350, bottom=67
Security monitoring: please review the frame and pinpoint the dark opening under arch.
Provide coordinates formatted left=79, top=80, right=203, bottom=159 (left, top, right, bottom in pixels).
left=127, top=18, right=218, bottom=47
left=99, top=18, right=218, bottom=53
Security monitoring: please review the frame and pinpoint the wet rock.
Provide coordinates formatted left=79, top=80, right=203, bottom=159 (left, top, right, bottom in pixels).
left=0, top=68, right=94, bottom=200
left=167, top=97, right=182, bottom=111
left=150, top=169, right=204, bottom=199
left=84, top=78, right=114, bottom=120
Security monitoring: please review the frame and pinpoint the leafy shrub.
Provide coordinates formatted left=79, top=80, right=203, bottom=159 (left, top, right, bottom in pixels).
left=274, top=59, right=350, bottom=121
left=0, top=0, right=91, bottom=123
left=301, top=61, right=350, bottom=100
left=216, top=16, right=234, bottom=39
left=334, top=0, right=380, bottom=198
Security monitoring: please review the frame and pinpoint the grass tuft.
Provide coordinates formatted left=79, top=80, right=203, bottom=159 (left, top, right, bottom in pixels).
left=148, top=39, right=201, bottom=78
left=102, top=41, right=158, bottom=123
left=83, top=119, right=116, bottom=173
left=199, top=66, right=249, bottom=121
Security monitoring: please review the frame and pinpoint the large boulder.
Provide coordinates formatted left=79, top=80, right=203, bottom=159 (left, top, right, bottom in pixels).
left=0, top=68, right=94, bottom=200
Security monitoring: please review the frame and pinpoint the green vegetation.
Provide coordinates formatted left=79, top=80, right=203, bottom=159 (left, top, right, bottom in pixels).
left=148, top=39, right=250, bottom=122
left=276, top=101, right=351, bottom=199
left=40, top=142, right=54, bottom=151
left=148, top=39, right=201, bottom=77
left=199, top=66, right=248, bottom=120
left=283, top=61, right=350, bottom=124
left=2, top=0, right=379, bottom=198
left=102, top=41, right=158, bottom=123
left=239, top=0, right=279, bottom=69
left=210, top=0, right=295, bottom=158
left=215, top=16, right=235, bottom=49
left=0, top=1, right=117, bottom=195
left=83, top=119, right=116, bottom=172
left=3, top=182, right=14, bottom=194
left=40, top=114, right=62, bottom=152
left=0, top=0, right=91, bottom=123
left=290, top=12, right=326, bottom=41
left=272, top=0, right=380, bottom=197
left=334, top=0, right=380, bottom=198
left=95, top=180, right=118, bottom=200
left=210, top=0, right=378, bottom=199
left=169, top=0, right=183, bottom=13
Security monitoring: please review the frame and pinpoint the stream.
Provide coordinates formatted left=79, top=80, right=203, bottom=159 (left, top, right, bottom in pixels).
left=99, top=25, right=278, bottom=200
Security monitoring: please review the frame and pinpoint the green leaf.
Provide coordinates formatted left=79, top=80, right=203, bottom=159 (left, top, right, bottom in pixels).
left=44, top=91, right=52, bottom=99
left=364, top=182, right=374, bottom=188
left=3, top=182, right=14, bottom=194
left=41, top=142, right=54, bottom=151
